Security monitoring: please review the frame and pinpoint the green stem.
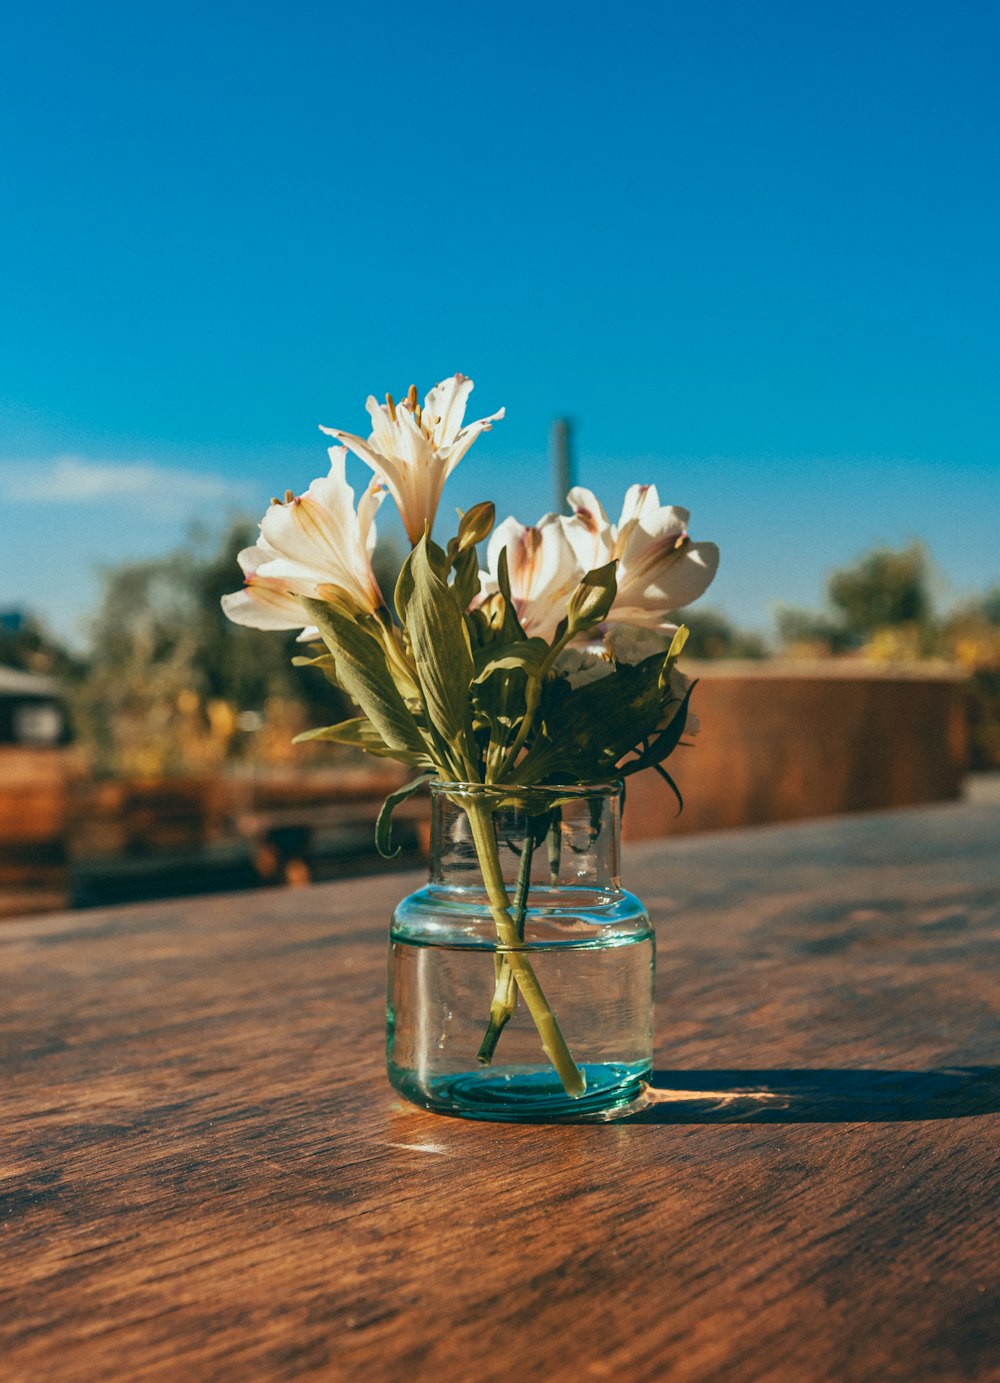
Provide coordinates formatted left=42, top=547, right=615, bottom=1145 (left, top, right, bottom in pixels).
left=476, top=816, right=536, bottom=1065
left=465, top=798, right=586, bottom=1098
left=492, top=627, right=574, bottom=783
left=495, top=675, right=541, bottom=780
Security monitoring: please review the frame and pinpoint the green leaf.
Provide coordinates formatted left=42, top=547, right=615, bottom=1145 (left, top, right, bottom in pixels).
left=450, top=546, right=482, bottom=614
left=516, top=655, right=666, bottom=785
left=376, top=772, right=435, bottom=858
left=290, top=651, right=341, bottom=688
left=301, top=598, right=427, bottom=760
left=292, top=717, right=427, bottom=765
left=394, top=551, right=416, bottom=624
left=496, top=546, right=514, bottom=605
left=490, top=549, right=527, bottom=643
left=620, top=679, right=698, bottom=778
left=472, top=638, right=549, bottom=684
left=623, top=761, right=684, bottom=816
left=658, top=623, right=690, bottom=690
left=405, top=538, right=476, bottom=775
left=667, top=624, right=690, bottom=660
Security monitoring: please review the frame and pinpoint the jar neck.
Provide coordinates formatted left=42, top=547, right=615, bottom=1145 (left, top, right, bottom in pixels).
left=429, top=783, right=622, bottom=892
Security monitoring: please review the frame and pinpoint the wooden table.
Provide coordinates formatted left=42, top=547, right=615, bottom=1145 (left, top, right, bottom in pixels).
left=4, top=794, right=999, bottom=1382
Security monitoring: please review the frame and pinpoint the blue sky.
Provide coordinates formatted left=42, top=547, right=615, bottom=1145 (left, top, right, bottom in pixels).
left=1, top=0, right=997, bottom=644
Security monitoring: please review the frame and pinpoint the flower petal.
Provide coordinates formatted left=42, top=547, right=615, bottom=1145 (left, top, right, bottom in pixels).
left=555, top=644, right=614, bottom=688
left=635, top=540, right=720, bottom=610
left=605, top=624, right=675, bottom=663
left=486, top=512, right=583, bottom=639
left=357, top=474, right=386, bottom=555
left=440, top=407, right=505, bottom=477
left=422, top=374, right=474, bottom=448
left=223, top=455, right=385, bottom=628
left=323, top=375, right=502, bottom=543
left=366, top=396, right=401, bottom=458
left=486, top=515, right=526, bottom=578
left=221, top=584, right=309, bottom=631
left=563, top=487, right=613, bottom=571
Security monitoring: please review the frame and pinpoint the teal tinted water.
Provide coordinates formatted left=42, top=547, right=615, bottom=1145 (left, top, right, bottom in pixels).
left=386, top=1058, right=651, bottom=1122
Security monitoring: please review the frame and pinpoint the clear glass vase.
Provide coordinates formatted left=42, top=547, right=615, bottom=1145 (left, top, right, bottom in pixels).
left=387, top=781, right=654, bottom=1122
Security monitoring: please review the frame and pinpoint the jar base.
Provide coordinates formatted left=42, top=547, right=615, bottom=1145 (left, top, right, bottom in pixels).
left=388, top=1060, right=651, bottom=1123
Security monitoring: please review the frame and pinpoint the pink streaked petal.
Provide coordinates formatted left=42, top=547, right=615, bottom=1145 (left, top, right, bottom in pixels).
left=617, top=483, right=662, bottom=529
left=618, top=541, right=720, bottom=613
left=250, top=556, right=325, bottom=590
left=561, top=493, right=613, bottom=573
left=220, top=585, right=309, bottom=631
left=567, top=486, right=611, bottom=533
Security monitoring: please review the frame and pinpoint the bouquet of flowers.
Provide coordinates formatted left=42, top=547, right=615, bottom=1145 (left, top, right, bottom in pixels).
left=223, top=374, right=718, bottom=1100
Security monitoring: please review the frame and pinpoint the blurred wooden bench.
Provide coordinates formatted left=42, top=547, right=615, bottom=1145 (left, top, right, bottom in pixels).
left=230, top=773, right=426, bottom=885
left=0, top=747, right=71, bottom=917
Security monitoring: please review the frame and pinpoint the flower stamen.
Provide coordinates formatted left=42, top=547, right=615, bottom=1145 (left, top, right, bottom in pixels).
left=385, top=393, right=398, bottom=422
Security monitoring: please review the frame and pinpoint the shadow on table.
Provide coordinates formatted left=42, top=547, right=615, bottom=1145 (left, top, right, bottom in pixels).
left=627, top=1067, right=1000, bottom=1123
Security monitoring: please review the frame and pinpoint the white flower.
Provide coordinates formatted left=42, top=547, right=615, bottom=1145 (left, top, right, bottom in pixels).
left=220, top=543, right=319, bottom=634
left=568, top=484, right=718, bottom=632
left=320, top=374, right=504, bottom=545
left=604, top=625, right=675, bottom=664
left=221, top=448, right=385, bottom=633
left=479, top=513, right=582, bottom=641
left=555, top=644, right=614, bottom=689
left=482, top=484, right=717, bottom=645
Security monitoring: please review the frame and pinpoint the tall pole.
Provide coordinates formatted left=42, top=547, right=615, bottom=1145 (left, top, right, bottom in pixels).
left=550, top=418, right=575, bottom=514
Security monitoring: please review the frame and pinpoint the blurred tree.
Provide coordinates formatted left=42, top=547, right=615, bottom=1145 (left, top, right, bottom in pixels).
left=679, top=609, right=769, bottom=659
left=0, top=613, right=83, bottom=682
left=776, top=544, right=936, bottom=658
left=73, top=524, right=352, bottom=777
left=828, top=543, right=931, bottom=636
left=942, top=587, right=1000, bottom=769
left=773, top=608, right=856, bottom=656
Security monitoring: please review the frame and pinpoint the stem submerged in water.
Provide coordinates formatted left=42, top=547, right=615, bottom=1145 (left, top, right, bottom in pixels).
left=465, top=798, right=586, bottom=1098
left=476, top=817, right=536, bottom=1065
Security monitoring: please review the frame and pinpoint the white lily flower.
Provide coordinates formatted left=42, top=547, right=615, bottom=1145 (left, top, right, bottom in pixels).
left=479, top=513, right=582, bottom=641
left=320, top=374, right=504, bottom=545
left=604, top=624, right=676, bottom=664
left=568, top=484, right=718, bottom=632
left=220, top=544, right=319, bottom=633
left=554, top=644, right=614, bottom=689
left=482, top=484, right=717, bottom=646
left=221, top=448, right=385, bottom=633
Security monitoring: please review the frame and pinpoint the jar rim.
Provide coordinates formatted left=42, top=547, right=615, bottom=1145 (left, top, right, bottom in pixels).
left=431, top=779, right=623, bottom=798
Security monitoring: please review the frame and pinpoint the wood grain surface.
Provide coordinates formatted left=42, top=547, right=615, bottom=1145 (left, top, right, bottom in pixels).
left=2, top=795, right=999, bottom=1383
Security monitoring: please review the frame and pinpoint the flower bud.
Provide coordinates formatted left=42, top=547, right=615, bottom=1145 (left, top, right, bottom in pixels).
left=565, top=560, right=618, bottom=635
left=456, top=501, right=495, bottom=553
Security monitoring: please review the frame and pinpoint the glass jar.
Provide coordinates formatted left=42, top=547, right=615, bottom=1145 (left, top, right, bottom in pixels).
left=387, top=781, right=654, bottom=1122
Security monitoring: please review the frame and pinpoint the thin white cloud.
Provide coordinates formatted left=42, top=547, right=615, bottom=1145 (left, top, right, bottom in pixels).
left=0, top=455, right=252, bottom=519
